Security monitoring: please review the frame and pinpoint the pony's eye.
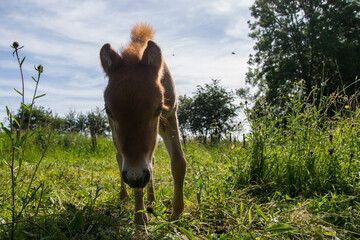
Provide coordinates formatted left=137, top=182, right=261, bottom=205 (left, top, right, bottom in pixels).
left=105, top=105, right=113, bottom=118
left=154, top=104, right=163, bottom=117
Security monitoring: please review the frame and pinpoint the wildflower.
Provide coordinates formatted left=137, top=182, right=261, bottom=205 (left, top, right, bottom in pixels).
left=231, top=145, right=235, bottom=149
left=352, top=123, right=357, bottom=127
left=328, top=148, right=334, bottom=155
left=237, top=146, right=242, bottom=151
left=117, top=184, right=121, bottom=187
left=345, top=105, right=349, bottom=109
left=290, top=98, right=293, bottom=101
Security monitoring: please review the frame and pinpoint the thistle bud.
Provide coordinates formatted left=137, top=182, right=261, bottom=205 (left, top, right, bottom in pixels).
left=12, top=42, right=19, bottom=49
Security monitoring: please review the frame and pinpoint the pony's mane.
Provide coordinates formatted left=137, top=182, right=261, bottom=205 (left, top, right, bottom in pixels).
left=121, top=23, right=154, bottom=65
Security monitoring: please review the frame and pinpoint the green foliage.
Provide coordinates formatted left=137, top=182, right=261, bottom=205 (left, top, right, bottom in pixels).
left=11, top=105, right=109, bottom=137
left=177, top=95, right=193, bottom=137
left=12, top=105, right=64, bottom=130
left=86, top=107, right=108, bottom=136
left=86, top=107, right=109, bottom=151
left=178, top=79, right=238, bottom=142
left=246, top=0, right=360, bottom=106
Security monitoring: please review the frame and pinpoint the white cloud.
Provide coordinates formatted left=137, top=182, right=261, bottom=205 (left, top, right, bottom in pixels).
left=0, top=0, right=256, bottom=117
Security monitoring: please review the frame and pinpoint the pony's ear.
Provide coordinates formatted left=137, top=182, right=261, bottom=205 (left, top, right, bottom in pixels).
left=141, top=40, right=162, bottom=71
left=100, top=43, right=122, bottom=75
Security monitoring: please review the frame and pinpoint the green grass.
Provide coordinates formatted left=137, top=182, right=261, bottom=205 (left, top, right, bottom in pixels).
left=0, top=121, right=359, bottom=239
left=1, top=81, right=360, bottom=239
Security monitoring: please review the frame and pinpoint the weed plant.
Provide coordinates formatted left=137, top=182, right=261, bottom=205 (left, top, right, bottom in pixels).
left=0, top=42, right=47, bottom=240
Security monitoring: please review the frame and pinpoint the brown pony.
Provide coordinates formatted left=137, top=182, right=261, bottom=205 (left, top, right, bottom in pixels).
left=100, top=23, right=186, bottom=225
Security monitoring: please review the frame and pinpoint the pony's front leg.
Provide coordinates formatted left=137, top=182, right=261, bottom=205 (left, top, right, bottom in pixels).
left=160, top=115, right=187, bottom=220
left=169, top=144, right=186, bottom=220
left=134, top=188, right=148, bottom=225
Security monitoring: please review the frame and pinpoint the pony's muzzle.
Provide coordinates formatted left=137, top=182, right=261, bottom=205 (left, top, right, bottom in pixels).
left=121, top=168, right=150, bottom=188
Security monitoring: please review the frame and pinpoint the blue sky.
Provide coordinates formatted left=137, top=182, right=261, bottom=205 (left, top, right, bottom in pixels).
left=0, top=0, right=255, bottom=119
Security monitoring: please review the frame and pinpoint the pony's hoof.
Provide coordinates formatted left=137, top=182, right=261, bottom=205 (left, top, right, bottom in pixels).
left=170, top=212, right=181, bottom=221
left=134, top=212, right=148, bottom=225
left=120, top=190, right=129, bottom=201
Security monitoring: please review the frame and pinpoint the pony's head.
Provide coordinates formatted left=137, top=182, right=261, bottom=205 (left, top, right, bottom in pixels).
left=100, top=26, right=165, bottom=188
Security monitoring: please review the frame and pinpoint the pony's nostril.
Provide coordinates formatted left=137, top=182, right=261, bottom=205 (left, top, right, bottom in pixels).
left=121, top=170, right=129, bottom=184
left=143, top=169, right=150, bottom=184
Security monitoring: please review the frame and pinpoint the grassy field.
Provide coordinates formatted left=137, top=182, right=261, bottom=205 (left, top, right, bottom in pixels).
left=1, top=95, right=359, bottom=240
left=2, top=42, right=359, bottom=239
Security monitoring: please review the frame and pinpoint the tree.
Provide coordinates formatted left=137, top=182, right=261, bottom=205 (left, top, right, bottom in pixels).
left=246, top=0, right=360, bottom=106
left=178, top=79, right=238, bottom=143
left=12, top=105, right=58, bottom=130
left=75, top=112, right=87, bottom=133
left=64, top=110, right=88, bottom=133
left=64, top=110, right=77, bottom=132
left=177, top=95, right=193, bottom=137
left=86, top=107, right=109, bottom=150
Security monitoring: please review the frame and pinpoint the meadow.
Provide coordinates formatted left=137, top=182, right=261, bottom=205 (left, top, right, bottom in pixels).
left=1, top=43, right=359, bottom=239
left=1, top=89, right=359, bottom=239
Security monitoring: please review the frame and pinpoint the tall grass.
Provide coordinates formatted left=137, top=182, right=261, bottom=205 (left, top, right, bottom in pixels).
left=234, top=80, right=360, bottom=198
